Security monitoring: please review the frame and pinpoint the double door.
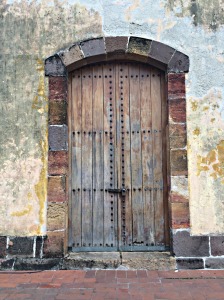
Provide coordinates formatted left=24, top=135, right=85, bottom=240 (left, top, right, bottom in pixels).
left=69, top=61, right=168, bottom=251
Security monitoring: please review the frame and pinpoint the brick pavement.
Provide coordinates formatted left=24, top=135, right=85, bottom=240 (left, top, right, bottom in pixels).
left=0, top=270, right=224, bottom=299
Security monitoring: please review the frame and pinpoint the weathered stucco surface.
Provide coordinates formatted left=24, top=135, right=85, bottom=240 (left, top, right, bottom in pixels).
left=1, top=0, right=224, bottom=235
left=0, top=0, right=102, bottom=236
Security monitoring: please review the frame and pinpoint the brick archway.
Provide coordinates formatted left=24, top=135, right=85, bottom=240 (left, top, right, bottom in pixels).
left=45, top=37, right=189, bottom=261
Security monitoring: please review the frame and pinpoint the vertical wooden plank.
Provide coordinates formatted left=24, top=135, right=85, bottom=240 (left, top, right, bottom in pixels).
left=115, top=63, right=122, bottom=248
left=129, top=63, right=144, bottom=245
left=103, top=63, right=117, bottom=248
left=161, top=72, right=169, bottom=247
left=151, top=68, right=164, bottom=245
left=118, top=63, right=132, bottom=247
left=71, top=70, right=82, bottom=248
left=81, top=66, right=93, bottom=247
left=92, top=65, right=104, bottom=247
left=140, top=65, right=155, bottom=245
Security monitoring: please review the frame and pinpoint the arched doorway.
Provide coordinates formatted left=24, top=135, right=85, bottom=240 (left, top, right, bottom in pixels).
left=46, top=36, right=189, bottom=257
left=69, top=61, right=168, bottom=251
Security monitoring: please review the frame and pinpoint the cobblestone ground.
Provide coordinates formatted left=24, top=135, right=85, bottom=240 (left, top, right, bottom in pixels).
left=0, top=270, right=224, bottom=299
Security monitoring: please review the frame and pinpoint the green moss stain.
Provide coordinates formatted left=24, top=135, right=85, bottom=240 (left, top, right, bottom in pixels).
left=166, top=0, right=224, bottom=30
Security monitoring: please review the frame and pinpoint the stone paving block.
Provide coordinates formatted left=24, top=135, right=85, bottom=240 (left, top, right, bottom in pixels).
left=121, top=252, right=176, bottom=270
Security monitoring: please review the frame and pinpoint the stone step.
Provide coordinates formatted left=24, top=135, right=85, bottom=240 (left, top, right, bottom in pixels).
left=63, top=252, right=176, bottom=270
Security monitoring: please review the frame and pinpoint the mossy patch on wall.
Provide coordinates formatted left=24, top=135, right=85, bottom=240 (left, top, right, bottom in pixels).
left=166, top=0, right=224, bottom=30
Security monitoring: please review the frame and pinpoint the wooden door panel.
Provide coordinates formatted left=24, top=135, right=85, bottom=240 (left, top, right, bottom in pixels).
left=71, top=70, right=82, bottom=247
left=140, top=66, right=155, bottom=245
left=92, top=65, right=104, bottom=246
left=151, top=68, right=164, bottom=245
left=70, top=62, right=168, bottom=251
left=129, top=64, right=144, bottom=245
left=81, top=67, right=93, bottom=247
left=119, top=64, right=132, bottom=247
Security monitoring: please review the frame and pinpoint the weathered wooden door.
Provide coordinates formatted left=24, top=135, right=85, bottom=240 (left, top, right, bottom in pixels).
left=69, top=62, right=168, bottom=251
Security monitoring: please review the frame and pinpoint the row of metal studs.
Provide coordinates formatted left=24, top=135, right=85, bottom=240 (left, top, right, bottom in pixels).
left=72, top=130, right=161, bottom=134
left=109, top=67, right=114, bottom=247
left=73, top=74, right=160, bottom=78
left=120, top=68, right=126, bottom=245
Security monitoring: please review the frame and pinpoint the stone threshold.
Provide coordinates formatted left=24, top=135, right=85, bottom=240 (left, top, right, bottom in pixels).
left=64, top=252, right=176, bottom=270
left=0, top=252, right=176, bottom=271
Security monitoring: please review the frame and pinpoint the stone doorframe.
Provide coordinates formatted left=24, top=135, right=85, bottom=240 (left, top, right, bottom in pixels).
left=45, top=36, right=190, bottom=262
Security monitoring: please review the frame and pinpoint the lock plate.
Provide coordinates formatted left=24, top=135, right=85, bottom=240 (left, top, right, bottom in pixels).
left=108, top=188, right=126, bottom=196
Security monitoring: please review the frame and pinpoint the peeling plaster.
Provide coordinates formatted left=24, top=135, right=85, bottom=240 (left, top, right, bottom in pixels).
left=188, top=88, right=224, bottom=235
left=0, top=0, right=102, bottom=236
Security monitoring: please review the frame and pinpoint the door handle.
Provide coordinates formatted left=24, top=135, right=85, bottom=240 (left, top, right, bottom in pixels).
left=108, top=188, right=126, bottom=197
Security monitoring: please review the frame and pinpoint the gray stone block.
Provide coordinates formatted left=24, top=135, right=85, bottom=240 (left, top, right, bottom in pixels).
left=168, top=51, right=189, bottom=73
left=149, top=41, right=175, bottom=65
left=59, top=44, right=84, bottom=67
left=80, top=38, right=105, bottom=57
left=128, top=36, right=152, bottom=57
left=205, top=258, right=224, bottom=269
left=176, top=258, right=204, bottom=269
left=0, top=258, right=15, bottom=270
left=0, top=236, right=6, bottom=258
left=173, top=231, right=209, bottom=257
left=210, top=236, right=224, bottom=256
left=105, top=36, right=128, bottom=53
left=49, top=125, right=68, bottom=151
left=14, top=258, right=61, bottom=271
left=7, top=237, right=34, bottom=257
left=45, top=55, right=66, bottom=76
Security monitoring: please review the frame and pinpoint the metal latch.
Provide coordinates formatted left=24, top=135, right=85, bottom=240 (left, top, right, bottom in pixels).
left=108, top=188, right=126, bottom=197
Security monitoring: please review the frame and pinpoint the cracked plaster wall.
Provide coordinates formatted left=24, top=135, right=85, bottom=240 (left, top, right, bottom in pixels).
left=0, top=0, right=224, bottom=236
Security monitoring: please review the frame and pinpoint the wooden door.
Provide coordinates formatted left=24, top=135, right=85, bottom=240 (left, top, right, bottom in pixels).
left=69, top=62, right=168, bottom=252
